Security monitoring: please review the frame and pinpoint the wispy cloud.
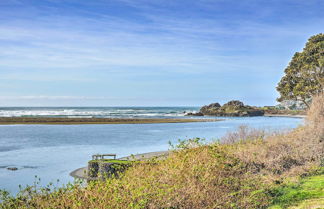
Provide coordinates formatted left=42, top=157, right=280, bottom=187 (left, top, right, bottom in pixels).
left=0, top=0, right=323, bottom=106
left=1, top=0, right=320, bottom=72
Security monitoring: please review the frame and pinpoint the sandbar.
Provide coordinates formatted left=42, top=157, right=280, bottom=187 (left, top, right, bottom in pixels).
left=0, top=117, right=220, bottom=125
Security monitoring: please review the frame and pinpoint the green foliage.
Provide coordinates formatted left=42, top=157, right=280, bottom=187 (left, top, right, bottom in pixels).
left=168, top=137, right=206, bottom=150
left=277, top=33, right=324, bottom=107
left=269, top=170, right=324, bottom=208
left=0, top=176, right=84, bottom=209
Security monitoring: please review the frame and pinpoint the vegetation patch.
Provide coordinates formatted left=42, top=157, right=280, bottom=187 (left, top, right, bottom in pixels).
left=269, top=169, right=324, bottom=208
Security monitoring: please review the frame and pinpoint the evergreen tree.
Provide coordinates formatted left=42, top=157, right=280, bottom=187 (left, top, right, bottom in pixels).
left=277, top=33, right=324, bottom=108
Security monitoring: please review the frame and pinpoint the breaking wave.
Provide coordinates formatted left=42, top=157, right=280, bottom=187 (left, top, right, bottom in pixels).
left=0, top=107, right=199, bottom=118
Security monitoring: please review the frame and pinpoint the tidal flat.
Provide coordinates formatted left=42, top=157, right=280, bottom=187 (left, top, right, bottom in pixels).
left=0, top=117, right=219, bottom=125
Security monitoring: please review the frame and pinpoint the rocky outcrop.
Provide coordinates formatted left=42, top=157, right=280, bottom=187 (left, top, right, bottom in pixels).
left=200, top=103, right=221, bottom=114
left=223, top=100, right=244, bottom=108
left=7, top=167, right=18, bottom=171
left=185, top=112, right=204, bottom=116
left=187, top=100, right=264, bottom=117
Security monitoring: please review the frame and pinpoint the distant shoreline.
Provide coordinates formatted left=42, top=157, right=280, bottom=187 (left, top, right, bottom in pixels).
left=0, top=117, right=220, bottom=125
left=0, top=114, right=305, bottom=125
left=264, top=114, right=306, bottom=118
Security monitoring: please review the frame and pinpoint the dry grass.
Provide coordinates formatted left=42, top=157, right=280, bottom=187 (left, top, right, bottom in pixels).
left=228, top=94, right=323, bottom=177
left=1, top=94, right=323, bottom=209
left=221, top=125, right=280, bottom=144
left=306, top=93, right=324, bottom=140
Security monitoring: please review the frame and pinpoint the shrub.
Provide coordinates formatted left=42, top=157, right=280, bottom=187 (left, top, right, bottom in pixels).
left=228, top=93, right=323, bottom=177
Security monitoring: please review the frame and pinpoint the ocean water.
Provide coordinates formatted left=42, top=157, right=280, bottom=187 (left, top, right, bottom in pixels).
left=0, top=107, right=198, bottom=118
left=0, top=107, right=303, bottom=195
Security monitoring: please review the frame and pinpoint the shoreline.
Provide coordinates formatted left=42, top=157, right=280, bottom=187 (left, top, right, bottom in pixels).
left=0, top=117, right=220, bottom=125
left=0, top=114, right=305, bottom=125
left=264, top=114, right=306, bottom=118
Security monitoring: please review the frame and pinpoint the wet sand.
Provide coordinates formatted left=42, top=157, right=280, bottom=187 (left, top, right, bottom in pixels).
left=0, top=117, right=220, bottom=125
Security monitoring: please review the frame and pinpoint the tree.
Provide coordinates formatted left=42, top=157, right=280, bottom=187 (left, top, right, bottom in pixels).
left=277, top=33, right=324, bottom=108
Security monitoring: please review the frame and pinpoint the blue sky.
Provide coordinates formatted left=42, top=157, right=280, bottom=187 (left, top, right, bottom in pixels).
left=0, top=0, right=323, bottom=106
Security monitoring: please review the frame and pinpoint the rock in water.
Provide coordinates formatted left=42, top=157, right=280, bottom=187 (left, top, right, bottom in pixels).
left=197, top=100, right=264, bottom=117
left=7, top=167, right=18, bottom=171
left=185, top=112, right=204, bottom=116
left=222, top=100, right=244, bottom=108
left=200, top=103, right=221, bottom=114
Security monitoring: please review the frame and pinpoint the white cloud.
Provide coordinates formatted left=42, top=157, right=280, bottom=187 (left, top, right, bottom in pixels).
left=0, top=12, right=315, bottom=73
left=4, top=4, right=317, bottom=72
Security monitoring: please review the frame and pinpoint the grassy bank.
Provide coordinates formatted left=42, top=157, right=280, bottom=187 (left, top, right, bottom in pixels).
left=0, top=117, right=218, bottom=125
left=269, top=169, right=324, bottom=208
left=0, top=94, right=323, bottom=208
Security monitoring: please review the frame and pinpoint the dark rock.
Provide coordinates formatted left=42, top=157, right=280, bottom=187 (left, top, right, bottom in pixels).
left=199, top=100, right=264, bottom=117
left=88, top=160, right=131, bottom=180
left=223, top=100, right=244, bottom=108
left=7, top=167, right=18, bottom=171
left=98, top=162, right=129, bottom=179
left=205, top=102, right=221, bottom=109
left=185, top=112, right=204, bottom=116
left=200, top=103, right=221, bottom=115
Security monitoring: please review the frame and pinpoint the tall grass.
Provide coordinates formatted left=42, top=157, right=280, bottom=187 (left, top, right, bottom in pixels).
left=1, top=94, right=323, bottom=209
left=224, top=94, right=323, bottom=178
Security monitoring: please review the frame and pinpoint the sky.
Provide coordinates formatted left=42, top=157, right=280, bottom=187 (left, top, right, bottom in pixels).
left=0, top=0, right=323, bottom=106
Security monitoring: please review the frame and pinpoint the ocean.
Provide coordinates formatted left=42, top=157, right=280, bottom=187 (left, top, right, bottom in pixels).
left=0, top=107, right=199, bottom=118
left=0, top=107, right=303, bottom=194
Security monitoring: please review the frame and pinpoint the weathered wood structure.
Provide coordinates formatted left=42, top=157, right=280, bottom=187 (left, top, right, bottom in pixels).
left=92, top=154, right=116, bottom=160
